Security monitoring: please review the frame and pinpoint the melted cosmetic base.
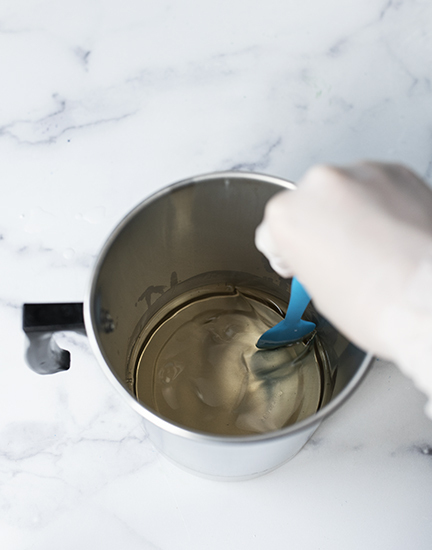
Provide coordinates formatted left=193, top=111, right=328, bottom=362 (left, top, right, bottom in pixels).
left=135, top=290, right=330, bottom=436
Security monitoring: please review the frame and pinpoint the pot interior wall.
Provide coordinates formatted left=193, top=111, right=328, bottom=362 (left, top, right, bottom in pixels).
left=88, top=174, right=367, bottom=414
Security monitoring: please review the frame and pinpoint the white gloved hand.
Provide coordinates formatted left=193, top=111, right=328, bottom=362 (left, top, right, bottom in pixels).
left=256, top=162, right=432, bottom=417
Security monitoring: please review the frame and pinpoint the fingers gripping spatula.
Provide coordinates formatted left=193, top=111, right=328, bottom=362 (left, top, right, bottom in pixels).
left=256, top=277, right=316, bottom=349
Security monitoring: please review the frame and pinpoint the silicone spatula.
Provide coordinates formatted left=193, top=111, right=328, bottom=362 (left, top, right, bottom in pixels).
left=256, top=277, right=316, bottom=349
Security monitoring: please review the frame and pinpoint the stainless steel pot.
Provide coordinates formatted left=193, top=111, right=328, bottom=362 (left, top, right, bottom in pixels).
left=23, top=171, right=373, bottom=480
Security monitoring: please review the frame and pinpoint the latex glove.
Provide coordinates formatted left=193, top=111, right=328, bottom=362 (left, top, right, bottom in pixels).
left=256, top=162, right=432, bottom=417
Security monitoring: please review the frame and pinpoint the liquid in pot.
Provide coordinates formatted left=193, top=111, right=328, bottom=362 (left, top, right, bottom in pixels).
left=132, top=285, right=334, bottom=436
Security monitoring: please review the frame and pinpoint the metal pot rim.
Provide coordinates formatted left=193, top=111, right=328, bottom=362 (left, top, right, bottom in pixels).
left=84, top=170, right=373, bottom=444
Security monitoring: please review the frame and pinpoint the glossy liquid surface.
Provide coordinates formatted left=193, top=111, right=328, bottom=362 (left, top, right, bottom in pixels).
left=134, top=288, right=333, bottom=436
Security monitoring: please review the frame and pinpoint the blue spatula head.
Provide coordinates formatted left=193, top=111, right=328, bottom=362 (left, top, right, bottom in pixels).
left=256, top=277, right=316, bottom=349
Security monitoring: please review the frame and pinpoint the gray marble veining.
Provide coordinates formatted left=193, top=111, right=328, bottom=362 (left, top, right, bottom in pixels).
left=1, top=0, right=431, bottom=548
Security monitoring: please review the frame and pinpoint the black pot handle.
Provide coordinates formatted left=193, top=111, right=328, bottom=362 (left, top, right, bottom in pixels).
left=23, top=303, right=85, bottom=374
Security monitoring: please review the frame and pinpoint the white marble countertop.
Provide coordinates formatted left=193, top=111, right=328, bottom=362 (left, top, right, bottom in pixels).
left=1, top=1, right=432, bottom=548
